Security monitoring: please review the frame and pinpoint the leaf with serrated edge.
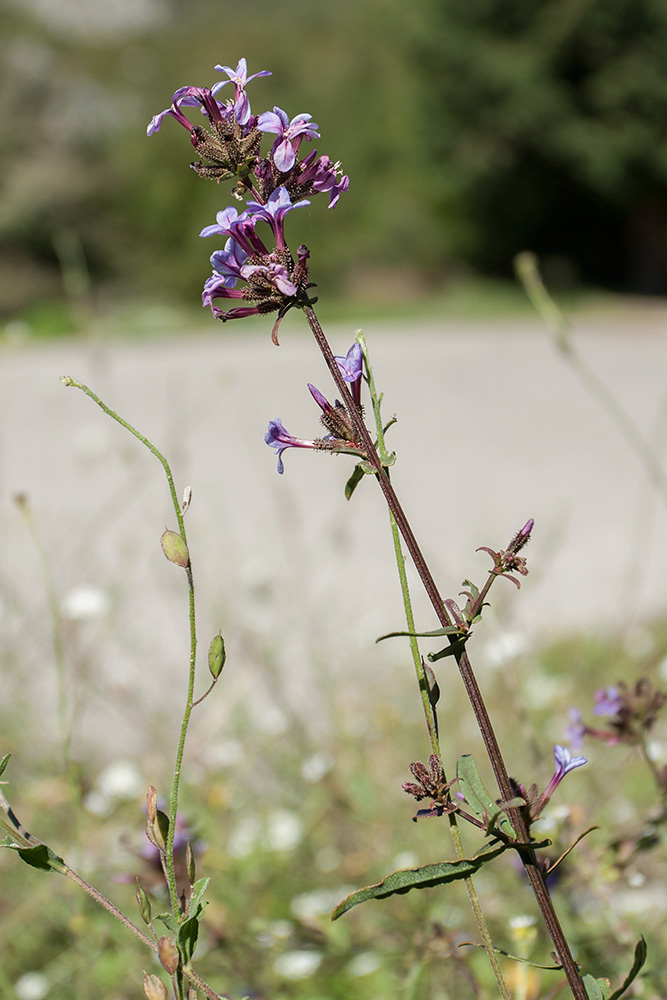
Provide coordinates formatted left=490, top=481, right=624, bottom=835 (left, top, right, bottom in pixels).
left=609, top=937, right=647, bottom=1000
left=456, top=755, right=516, bottom=839
left=331, top=844, right=506, bottom=920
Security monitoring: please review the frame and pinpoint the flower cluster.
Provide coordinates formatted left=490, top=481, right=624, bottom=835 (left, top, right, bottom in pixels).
left=148, top=58, right=349, bottom=339
left=265, top=343, right=366, bottom=473
left=566, top=679, right=666, bottom=751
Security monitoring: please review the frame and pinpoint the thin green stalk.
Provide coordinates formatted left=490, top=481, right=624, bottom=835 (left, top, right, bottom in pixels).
left=362, top=337, right=510, bottom=997
left=15, top=496, right=71, bottom=767
left=61, top=378, right=198, bottom=918
left=515, top=251, right=667, bottom=509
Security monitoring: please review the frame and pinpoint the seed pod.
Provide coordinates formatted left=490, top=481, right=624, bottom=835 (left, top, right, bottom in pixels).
left=161, top=529, right=189, bottom=567
left=208, top=633, right=226, bottom=679
left=135, top=880, right=152, bottom=925
left=158, top=936, right=180, bottom=975
left=143, top=972, right=168, bottom=1000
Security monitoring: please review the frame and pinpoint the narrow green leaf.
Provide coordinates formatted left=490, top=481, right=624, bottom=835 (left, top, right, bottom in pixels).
left=189, top=876, right=210, bottom=914
left=376, top=625, right=464, bottom=643
left=582, top=974, right=611, bottom=1000
left=331, top=844, right=506, bottom=920
left=456, top=755, right=516, bottom=839
left=427, top=634, right=471, bottom=662
left=609, top=937, right=648, bottom=1000
left=0, top=754, right=11, bottom=779
left=344, top=464, right=365, bottom=500
left=1, top=842, right=66, bottom=874
left=178, top=914, right=200, bottom=963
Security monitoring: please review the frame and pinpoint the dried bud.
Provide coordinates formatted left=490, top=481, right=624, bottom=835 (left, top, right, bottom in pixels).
left=147, top=786, right=158, bottom=825
left=143, top=973, right=168, bottom=1000
left=161, top=529, right=189, bottom=567
left=158, top=936, right=180, bottom=975
left=208, top=633, right=226, bottom=679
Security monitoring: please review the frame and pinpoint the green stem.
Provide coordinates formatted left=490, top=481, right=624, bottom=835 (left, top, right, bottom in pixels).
left=60, top=378, right=198, bottom=917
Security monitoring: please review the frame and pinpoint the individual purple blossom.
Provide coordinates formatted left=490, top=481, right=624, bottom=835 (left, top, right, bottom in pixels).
left=297, top=151, right=350, bottom=208
left=209, top=238, right=248, bottom=287
left=334, top=342, right=363, bottom=407
left=200, top=206, right=268, bottom=257
left=540, top=744, right=587, bottom=807
left=593, top=686, right=622, bottom=716
left=265, top=419, right=319, bottom=474
left=212, top=57, right=271, bottom=125
left=245, top=186, right=311, bottom=249
left=257, top=107, right=320, bottom=171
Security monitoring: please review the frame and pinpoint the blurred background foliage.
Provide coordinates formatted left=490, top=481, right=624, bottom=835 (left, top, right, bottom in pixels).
left=3, top=0, right=667, bottom=331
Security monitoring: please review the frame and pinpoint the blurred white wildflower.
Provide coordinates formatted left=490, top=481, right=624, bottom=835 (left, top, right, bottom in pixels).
left=273, top=950, right=322, bottom=980
left=84, top=760, right=143, bottom=816
left=347, top=952, right=382, bottom=977
left=627, top=871, right=646, bottom=888
left=393, top=851, right=418, bottom=870
left=256, top=919, right=293, bottom=948
left=14, top=972, right=50, bottom=1000
left=265, top=810, right=303, bottom=852
left=646, top=740, right=666, bottom=763
left=523, top=672, right=570, bottom=709
left=509, top=914, right=537, bottom=931
left=301, top=753, right=333, bottom=782
left=484, top=632, right=527, bottom=669
left=61, top=585, right=109, bottom=622
left=291, top=887, right=349, bottom=921
left=228, top=815, right=261, bottom=859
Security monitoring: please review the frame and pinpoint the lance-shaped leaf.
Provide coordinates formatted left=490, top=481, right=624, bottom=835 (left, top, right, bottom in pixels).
left=376, top=625, right=466, bottom=644
left=331, top=843, right=507, bottom=920
left=456, top=755, right=517, bottom=840
left=1, top=840, right=66, bottom=874
left=344, top=463, right=365, bottom=501
left=609, top=937, right=647, bottom=1000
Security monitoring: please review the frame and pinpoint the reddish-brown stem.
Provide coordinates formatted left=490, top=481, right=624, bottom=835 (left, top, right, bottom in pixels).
left=303, top=306, right=587, bottom=1000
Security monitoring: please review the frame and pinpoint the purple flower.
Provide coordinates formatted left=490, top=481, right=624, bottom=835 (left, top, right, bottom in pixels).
left=297, top=151, right=350, bottom=208
left=257, top=107, right=320, bottom=171
left=212, top=57, right=271, bottom=125
left=334, top=343, right=363, bottom=406
left=265, top=419, right=318, bottom=474
left=541, top=744, right=587, bottom=804
left=245, top=186, right=310, bottom=249
left=593, top=686, right=622, bottom=717
left=209, top=238, right=248, bottom=287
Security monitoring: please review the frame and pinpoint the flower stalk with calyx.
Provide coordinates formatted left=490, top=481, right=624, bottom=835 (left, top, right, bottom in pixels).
left=302, top=306, right=588, bottom=1000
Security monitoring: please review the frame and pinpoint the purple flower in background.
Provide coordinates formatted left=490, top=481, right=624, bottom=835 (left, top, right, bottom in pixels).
left=565, top=708, right=586, bottom=751
left=257, top=107, right=320, bottom=171
left=212, top=57, right=271, bottom=125
left=594, top=686, right=622, bottom=716
left=265, top=419, right=319, bottom=474
left=334, top=342, right=363, bottom=406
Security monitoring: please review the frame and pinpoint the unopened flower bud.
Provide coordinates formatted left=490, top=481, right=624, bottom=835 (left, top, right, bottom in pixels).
left=143, top=972, right=168, bottom=1000
left=161, top=529, right=189, bottom=567
left=158, top=936, right=180, bottom=975
left=147, top=786, right=158, bottom=825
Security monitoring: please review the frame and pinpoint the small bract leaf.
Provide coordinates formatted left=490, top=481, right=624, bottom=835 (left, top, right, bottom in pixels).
left=582, top=974, right=611, bottom=1000
left=456, top=755, right=516, bottom=840
left=332, top=844, right=506, bottom=919
left=136, top=880, right=152, bottom=925
left=160, top=529, right=189, bottom=568
left=345, top=464, right=365, bottom=500
left=0, top=754, right=11, bottom=779
left=208, top=634, right=226, bottom=679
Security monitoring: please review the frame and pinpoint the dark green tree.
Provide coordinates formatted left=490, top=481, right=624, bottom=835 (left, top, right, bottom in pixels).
left=419, top=0, right=667, bottom=292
